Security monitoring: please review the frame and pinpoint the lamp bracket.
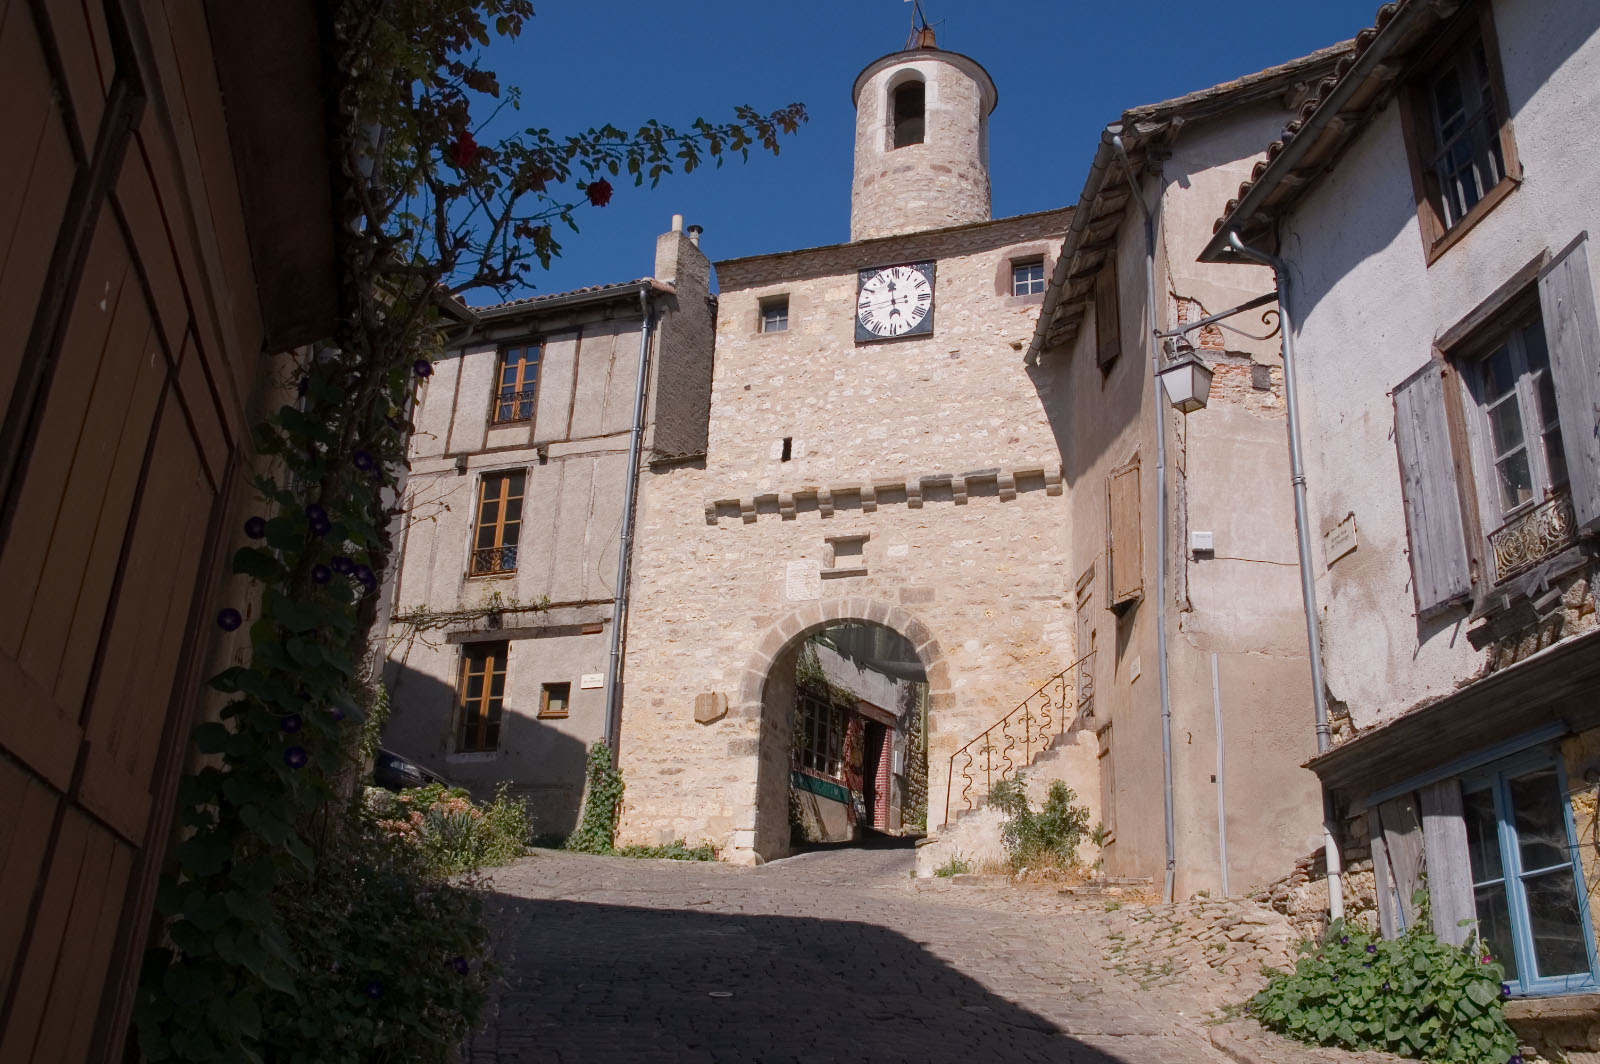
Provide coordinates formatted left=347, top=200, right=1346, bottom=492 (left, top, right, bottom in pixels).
left=1154, top=290, right=1277, bottom=340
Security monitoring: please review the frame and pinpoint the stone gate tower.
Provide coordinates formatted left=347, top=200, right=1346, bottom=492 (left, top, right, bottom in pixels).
left=849, top=31, right=997, bottom=241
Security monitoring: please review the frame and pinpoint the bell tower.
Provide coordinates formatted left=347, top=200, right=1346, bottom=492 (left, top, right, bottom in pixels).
left=848, top=28, right=997, bottom=241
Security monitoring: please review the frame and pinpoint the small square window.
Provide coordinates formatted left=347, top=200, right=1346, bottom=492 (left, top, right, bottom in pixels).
left=1011, top=260, right=1045, bottom=297
left=539, top=682, right=570, bottom=719
left=759, top=297, right=788, bottom=334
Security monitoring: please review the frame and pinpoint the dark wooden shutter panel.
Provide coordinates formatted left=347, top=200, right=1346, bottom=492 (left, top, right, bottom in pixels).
left=1419, top=779, right=1474, bottom=946
left=1393, top=361, right=1472, bottom=615
left=1368, top=808, right=1399, bottom=939
left=1538, top=232, right=1600, bottom=533
left=1095, top=256, right=1120, bottom=369
left=1377, top=793, right=1425, bottom=931
left=1107, top=460, right=1142, bottom=605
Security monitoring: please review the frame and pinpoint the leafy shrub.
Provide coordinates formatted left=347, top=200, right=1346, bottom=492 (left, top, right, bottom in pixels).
left=616, top=840, right=717, bottom=861
left=934, top=853, right=973, bottom=877
left=1251, top=917, right=1519, bottom=1062
left=368, top=782, right=529, bottom=876
left=565, top=742, right=625, bottom=854
left=988, top=775, right=1092, bottom=872
left=138, top=818, right=493, bottom=1064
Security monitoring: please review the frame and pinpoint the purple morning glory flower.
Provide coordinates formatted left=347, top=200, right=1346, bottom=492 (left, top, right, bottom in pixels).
left=364, top=980, right=384, bottom=999
left=413, top=359, right=433, bottom=378
left=283, top=746, right=308, bottom=769
left=331, top=555, right=353, bottom=574
left=353, top=450, right=374, bottom=471
left=1363, top=962, right=1372, bottom=969
left=1382, top=982, right=1391, bottom=991
left=281, top=714, right=302, bottom=734
left=244, top=516, right=267, bottom=539
left=451, top=956, right=470, bottom=975
left=327, top=707, right=345, bottom=723
left=1501, top=982, right=1512, bottom=998
left=217, top=608, right=243, bottom=632
left=354, top=564, right=376, bottom=586
left=1340, top=935, right=1349, bottom=945
left=306, top=503, right=327, bottom=524
left=312, top=564, right=331, bottom=584
left=1510, top=1057, right=1524, bottom=1064
left=1331, top=976, right=1339, bottom=983
left=1366, top=944, right=1377, bottom=954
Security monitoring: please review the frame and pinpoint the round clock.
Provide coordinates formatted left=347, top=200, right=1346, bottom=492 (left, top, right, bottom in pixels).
left=856, top=262, right=935, bottom=340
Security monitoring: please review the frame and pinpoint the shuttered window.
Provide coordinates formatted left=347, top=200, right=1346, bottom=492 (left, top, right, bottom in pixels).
left=1095, top=255, right=1121, bottom=370
left=1392, top=361, right=1473, bottom=615
left=1537, top=234, right=1600, bottom=535
left=1107, top=459, right=1142, bottom=606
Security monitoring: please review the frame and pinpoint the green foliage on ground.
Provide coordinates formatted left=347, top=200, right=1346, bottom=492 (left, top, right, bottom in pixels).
left=616, top=841, right=718, bottom=862
left=934, top=853, right=973, bottom=877
left=988, top=774, right=1093, bottom=872
left=367, top=782, right=530, bottom=876
left=565, top=742, right=626, bottom=854
left=1251, top=913, right=1519, bottom=1062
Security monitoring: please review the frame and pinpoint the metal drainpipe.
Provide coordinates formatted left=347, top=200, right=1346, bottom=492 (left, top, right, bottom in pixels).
left=1223, top=231, right=1344, bottom=922
left=1112, top=135, right=1178, bottom=904
left=603, top=289, right=655, bottom=766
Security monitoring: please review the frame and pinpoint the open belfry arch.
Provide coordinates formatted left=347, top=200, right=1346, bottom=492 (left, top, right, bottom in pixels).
left=614, top=29, right=1101, bottom=864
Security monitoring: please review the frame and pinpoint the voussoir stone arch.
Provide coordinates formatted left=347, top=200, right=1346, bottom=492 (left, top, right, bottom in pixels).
left=735, top=595, right=951, bottom=718
left=735, top=595, right=953, bottom=863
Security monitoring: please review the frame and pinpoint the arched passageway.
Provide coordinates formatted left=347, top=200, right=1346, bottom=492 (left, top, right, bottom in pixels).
left=736, top=598, right=952, bottom=861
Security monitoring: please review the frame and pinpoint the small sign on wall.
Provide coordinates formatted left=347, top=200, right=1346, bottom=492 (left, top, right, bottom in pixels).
left=1324, top=513, right=1358, bottom=567
left=580, top=673, right=604, bottom=690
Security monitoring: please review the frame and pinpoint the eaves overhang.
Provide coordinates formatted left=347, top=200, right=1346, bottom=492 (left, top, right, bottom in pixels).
left=1198, top=0, right=1462, bottom=263
left=1305, top=628, right=1600, bottom=806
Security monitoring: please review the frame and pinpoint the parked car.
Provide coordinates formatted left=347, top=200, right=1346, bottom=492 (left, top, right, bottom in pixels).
left=373, top=747, right=447, bottom=792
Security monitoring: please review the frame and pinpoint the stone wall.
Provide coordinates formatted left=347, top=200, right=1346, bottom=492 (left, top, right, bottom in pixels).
left=617, top=213, right=1083, bottom=862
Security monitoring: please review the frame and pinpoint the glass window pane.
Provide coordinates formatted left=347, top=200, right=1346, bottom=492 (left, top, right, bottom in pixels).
left=1510, top=768, right=1571, bottom=872
left=1523, top=867, right=1591, bottom=979
left=1488, top=395, right=1526, bottom=455
left=1464, top=786, right=1504, bottom=883
left=1496, top=450, right=1533, bottom=512
left=1482, top=347, right=1516, bottom=400
left=1474, top=881, right=1519, bottom=982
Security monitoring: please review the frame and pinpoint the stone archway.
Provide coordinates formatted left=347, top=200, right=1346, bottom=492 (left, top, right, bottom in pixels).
left=733, top=596, right=953, bottom=862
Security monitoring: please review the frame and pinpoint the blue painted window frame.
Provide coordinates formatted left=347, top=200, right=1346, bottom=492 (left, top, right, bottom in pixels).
left=1462, top=747, right=1599, bottom=997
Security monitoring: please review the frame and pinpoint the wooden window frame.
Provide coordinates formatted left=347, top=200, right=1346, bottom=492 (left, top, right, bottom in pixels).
left=1011, top=258, right=1046, bottom=298
left=492, top=344, right=541, bottom=424
left=539, top=681, right=571, bottom=719
left=457, top=642, right=508, bottom=752
left=469, top=469, right=525, bottom=577
left=758, top=296, right=789, bottom=334
left=796, top=688, right=846, bottom=781
left=1460, top=750, right=1599, bottom=996
left=1397, top=1, right=1521, bottom=266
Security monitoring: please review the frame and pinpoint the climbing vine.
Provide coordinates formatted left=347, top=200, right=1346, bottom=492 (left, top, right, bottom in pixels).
left=131, top=2, right=804, bottom=1059
left=566, top=742, right=626, bottom=855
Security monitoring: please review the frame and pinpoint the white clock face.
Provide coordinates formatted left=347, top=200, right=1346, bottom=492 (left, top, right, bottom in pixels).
left=856, top=263, right=934, bottom=339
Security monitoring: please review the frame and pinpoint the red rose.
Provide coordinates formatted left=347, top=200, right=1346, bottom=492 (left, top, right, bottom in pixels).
left=449, top=130, right=478, bottom=169
left=586, top=178, right=613, bottom=207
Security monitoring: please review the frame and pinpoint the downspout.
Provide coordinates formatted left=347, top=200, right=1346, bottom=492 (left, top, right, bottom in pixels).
left=1112, top=134, right=1178, bottom=904
left=1223, top=231, right=1345, bottom=922
left=603, top=289, right=655, bottom=766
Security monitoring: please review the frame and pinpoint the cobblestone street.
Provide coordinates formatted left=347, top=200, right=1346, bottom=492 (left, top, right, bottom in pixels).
left=466, top=842, right=1282, bottom=1064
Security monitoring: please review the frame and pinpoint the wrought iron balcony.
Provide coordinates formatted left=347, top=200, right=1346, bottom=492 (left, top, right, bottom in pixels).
left=469, top=545, right=518, bottom=576
left=492, top=389, right=537, bottom=424
left=1489, top=492, right=1576, bottom=580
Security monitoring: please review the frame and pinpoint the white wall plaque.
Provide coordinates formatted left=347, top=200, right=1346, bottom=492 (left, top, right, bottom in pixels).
left=784, top=559, right=821, bottom=601
left=1324, top=513, right=1358, bottom=567
left=580, top=673, right=604, bottom=690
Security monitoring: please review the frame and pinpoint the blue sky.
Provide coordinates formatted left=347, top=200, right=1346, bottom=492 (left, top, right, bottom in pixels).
left=476, top=1, right=1380, bottom=299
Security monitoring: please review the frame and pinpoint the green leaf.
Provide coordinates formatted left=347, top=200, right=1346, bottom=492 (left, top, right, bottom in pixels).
left=232, top=546, right=283, bottom=581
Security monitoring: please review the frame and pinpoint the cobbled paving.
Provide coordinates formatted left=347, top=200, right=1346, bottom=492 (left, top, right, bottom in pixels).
left=467, top=840, right=1251, bottom=1064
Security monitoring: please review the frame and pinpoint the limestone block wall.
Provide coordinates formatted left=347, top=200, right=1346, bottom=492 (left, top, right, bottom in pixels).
left=617, top=212, right=1085, bottom=861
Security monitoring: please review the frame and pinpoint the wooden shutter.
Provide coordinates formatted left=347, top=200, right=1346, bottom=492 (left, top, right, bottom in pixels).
left=1368, top=808, right=1399, bottom=938
left=1095, top=255, right=1121, bottom=369
left=1377, top=793, right=1426, bottom=931
left=1107, top=459, right=1142, bottom=605
left=1419, top=779, right=1475, bottom=946
left=1538, top=232, right=1600, bottom=533
left=1393, top=361, right=1472, bottom=615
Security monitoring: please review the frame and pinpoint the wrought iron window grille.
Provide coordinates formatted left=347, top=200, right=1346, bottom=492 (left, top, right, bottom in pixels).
left=1489, top=492, right=1576, bottom=581
left=470, top=544, right=518, bottom=576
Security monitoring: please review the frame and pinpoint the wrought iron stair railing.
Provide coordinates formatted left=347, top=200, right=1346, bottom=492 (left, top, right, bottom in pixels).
left=942, top=650, right=1095, bottom=827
